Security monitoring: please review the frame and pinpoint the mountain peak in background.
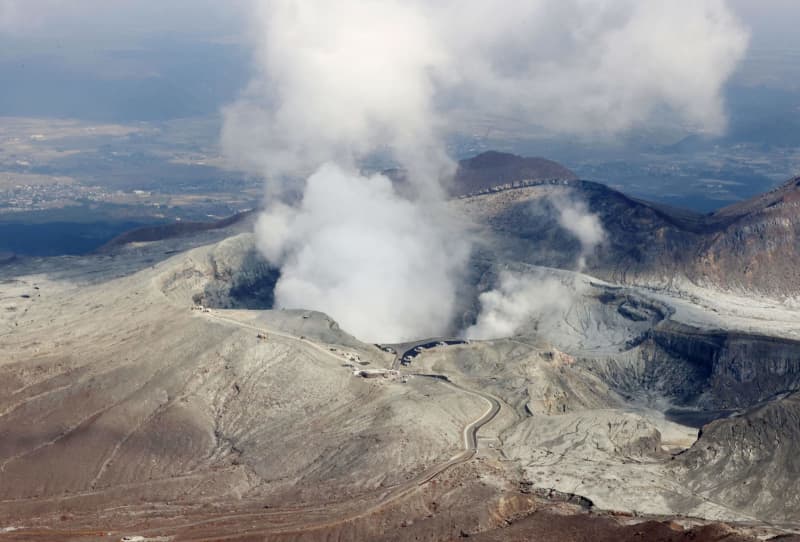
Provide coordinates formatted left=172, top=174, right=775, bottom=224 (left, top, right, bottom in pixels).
left=452, top=151, right=578, bottom=196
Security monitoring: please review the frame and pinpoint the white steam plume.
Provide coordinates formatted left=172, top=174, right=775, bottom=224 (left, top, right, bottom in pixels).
left=223, top=0, right=748, bottom=342
left=553, top=196, right=606, bottom=271
left=223, top=0, right=468, bottom=341
left=256, top=163, right=468, bottom=343
left=221, top=0, right=453, bottom=192
left=465, top=272, right=574, bottom=340
left=466, top=194, right=604, bottom=341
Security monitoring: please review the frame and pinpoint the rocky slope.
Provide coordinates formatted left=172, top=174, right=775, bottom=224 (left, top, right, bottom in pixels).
left=0, top=234, right=485, bottom=533
left=585, top=318, right=800, bottom=411
left=98, top=152, right=800, bottom=299
left=675, top=392, right=800, bottom=523
left=456, top=173, right=800, bottom=298
left=697, top=175, right=800, bottom=296
left=96, top=209, right=257, bottom=253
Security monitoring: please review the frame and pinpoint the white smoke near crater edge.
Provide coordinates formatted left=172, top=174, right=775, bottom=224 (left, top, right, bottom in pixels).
left=223, top=0, right=748, bottom=342
left=224, top=0, right=465, bottom=342
left=256, top=163, right=469, bottom=343
left=553, top=196, right=606, bottom=271
left=465, top=272, right=575, bottom=340
left=466, top=193, right=604, bottom=341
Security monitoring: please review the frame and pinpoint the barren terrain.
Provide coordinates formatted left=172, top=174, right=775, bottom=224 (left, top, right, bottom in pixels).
left=2, top=180, right=800, bottom=540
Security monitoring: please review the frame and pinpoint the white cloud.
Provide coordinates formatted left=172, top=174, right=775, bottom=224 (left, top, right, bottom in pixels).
left=225, top=1, right=749, bottom=179
left=436, top=0, right=749, bottom=135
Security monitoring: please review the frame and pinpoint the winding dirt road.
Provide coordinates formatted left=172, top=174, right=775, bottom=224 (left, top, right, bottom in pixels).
left=6, top=310, right=503, bottom=540
left=175, top=310, right=502, bottom=538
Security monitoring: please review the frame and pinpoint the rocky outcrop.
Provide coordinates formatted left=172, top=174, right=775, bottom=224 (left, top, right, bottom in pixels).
left=595, top=321, right=800, bottom=410
left=159, top=234, right=280, bottom=310
left=675, top=392, right=800, bottom=523
left=694, top=176, right=800, bottom=297
left=645, top=324, right=800, bottom=409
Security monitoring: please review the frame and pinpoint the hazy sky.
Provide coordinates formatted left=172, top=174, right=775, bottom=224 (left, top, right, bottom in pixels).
left=0, top=1, right=250, bottom=120
left=1, top=1, right=798, bottom=121
left=3, top=1, right=797, bottom=52
left=728, top=0, right=800, bottom=50
left=0, top=0, right=246, bottom=42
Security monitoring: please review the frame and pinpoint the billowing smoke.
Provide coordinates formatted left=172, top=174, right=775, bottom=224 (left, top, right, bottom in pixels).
left=223, top=0, right=748, bottom=342
left=553, top=196, right=606, bottom=271
left=465, top=272, right=575, bottom=340
left=221, top=0, right=452, bottom=190
left=466, top=193, right=604, bottom=341
left=255, top=164, right=468, bottom=343
left=222, top=0, right=467, bottom=341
